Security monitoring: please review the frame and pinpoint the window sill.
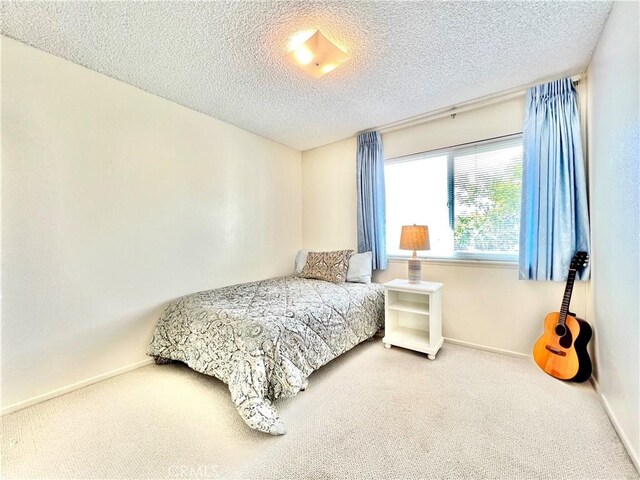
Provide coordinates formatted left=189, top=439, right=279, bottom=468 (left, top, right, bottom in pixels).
left=387, top=256, right=518, bottom=269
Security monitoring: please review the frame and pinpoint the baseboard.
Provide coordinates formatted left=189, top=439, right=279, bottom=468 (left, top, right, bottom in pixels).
left=444, top=337, right=530, bottom=359
left=1, top=357, right=155, bottom=416
left=591, top=377, right=640, bottom=473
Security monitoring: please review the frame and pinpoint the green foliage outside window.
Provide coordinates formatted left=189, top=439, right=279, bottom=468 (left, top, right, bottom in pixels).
left=454, top=162, right=522, bottom=253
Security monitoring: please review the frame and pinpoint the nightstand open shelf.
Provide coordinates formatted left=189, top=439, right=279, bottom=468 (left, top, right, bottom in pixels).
left=382, top=279, right=443, bottom=359
left=387, top=299, right=430, bottom=316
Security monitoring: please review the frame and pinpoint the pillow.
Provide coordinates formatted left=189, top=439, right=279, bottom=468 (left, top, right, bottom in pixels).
left=300, top=250, right=354, bottom=283
left=347, top=251, right=373, bottom=284
left=294, top=249, right=309, bottom=275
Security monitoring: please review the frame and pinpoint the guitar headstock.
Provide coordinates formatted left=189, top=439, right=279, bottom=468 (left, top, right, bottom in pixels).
left=570, top=251, right=590, bottom=271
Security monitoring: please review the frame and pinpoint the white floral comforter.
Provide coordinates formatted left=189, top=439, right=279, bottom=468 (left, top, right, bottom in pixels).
left=147, top=276, right=385, bottom=435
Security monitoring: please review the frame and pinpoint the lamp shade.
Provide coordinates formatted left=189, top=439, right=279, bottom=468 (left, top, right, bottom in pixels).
left=400, top=225, right=430, bottom=251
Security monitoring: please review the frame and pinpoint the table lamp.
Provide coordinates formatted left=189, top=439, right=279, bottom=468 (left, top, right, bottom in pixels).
left=400, top=225, right=430, bottom=284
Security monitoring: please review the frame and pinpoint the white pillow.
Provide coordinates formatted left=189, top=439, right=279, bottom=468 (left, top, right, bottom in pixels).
left=294, top=250, right=309, bottom=275
left=347, top=251, right=372, bottom=284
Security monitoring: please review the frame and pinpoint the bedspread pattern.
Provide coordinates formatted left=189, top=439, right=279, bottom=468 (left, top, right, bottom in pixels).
left=147, top=277, right=385, bottom=434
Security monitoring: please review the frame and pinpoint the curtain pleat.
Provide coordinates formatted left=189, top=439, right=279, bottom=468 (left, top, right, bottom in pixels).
left=519, top=78, right=590, bottom=280
left=357, top=131, right=387, bottom=270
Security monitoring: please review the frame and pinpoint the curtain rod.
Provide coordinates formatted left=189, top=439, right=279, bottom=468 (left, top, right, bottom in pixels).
left=367, top=72, right=584, bottom=136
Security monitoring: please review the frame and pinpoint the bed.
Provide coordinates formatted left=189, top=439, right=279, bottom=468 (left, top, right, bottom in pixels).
left=147, top=276, right=385, bottom=435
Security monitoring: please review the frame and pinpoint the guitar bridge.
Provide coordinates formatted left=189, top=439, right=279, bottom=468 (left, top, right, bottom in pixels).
left=545, top=345, right=567, bottom=357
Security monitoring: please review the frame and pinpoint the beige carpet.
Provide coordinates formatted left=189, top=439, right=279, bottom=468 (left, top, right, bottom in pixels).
left=1, top=340, right=638, bottom=480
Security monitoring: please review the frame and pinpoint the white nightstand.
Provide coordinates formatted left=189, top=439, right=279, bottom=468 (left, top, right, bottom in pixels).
left=382, top=279, right=444, bottom=360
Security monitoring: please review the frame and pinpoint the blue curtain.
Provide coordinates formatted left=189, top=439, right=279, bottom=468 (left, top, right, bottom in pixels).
left=357, top=131, right=387, bottom=270
left=519, top=78, right=590, bottom=280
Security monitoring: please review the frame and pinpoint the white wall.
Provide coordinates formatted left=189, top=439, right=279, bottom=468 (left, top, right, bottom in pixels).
left=586, top=1, right=639, bottom=467
left=302, top=96, right=587, bottom=356
left=1, top=37, right=302, bottom=409
left=302, top=137, right=358, bottom=251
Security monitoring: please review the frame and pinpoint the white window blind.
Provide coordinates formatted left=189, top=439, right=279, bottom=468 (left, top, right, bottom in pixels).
left=452, top=138, right=523, bottom=256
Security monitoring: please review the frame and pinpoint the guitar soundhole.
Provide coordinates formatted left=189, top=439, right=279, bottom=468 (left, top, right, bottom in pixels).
left=554, top=324, right=567, bottom=337
left=553, top=323, right=573, bottom=348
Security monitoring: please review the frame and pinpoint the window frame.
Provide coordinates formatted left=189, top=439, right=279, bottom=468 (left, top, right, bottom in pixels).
left=384, top=133, right=523, bottom=264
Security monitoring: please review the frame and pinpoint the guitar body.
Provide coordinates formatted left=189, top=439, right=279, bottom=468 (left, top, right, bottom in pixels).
left=533, top=312, right=592, bottom=382
left=571, top=318, right=593, bottom=383
left=533, top=312, right=580, bottom=380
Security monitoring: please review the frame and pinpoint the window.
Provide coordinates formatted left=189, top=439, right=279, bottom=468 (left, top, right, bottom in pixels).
left=385, top=135, right=523, bottom=261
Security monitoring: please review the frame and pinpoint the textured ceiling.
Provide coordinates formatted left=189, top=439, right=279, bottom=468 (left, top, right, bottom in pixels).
left=1, top=1, right=611, bottom=151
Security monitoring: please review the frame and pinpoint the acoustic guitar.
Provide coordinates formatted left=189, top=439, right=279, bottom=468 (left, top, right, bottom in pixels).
left=533, top=252, right=592, bottom=383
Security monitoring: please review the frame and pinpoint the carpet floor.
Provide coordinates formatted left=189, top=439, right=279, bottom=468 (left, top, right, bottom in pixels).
left=1, top=340, right=638, bottom=480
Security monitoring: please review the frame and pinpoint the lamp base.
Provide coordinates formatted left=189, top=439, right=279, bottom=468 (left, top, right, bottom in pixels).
left=407, top=257, right=422, bottom=284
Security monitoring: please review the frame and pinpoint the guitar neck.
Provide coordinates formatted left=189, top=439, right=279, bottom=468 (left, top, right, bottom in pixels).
left=558, top=269, right=577, bottom=325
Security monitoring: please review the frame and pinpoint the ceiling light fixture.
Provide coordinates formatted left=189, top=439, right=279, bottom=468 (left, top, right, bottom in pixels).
left=285, top=30, right=349, bottom=78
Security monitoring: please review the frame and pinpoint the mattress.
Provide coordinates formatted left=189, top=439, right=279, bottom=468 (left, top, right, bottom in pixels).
left=147, top=276, right=385, bottom=434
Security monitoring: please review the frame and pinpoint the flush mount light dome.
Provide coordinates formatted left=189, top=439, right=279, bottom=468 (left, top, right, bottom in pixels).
left=285, top=30, right=349, bottom=78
